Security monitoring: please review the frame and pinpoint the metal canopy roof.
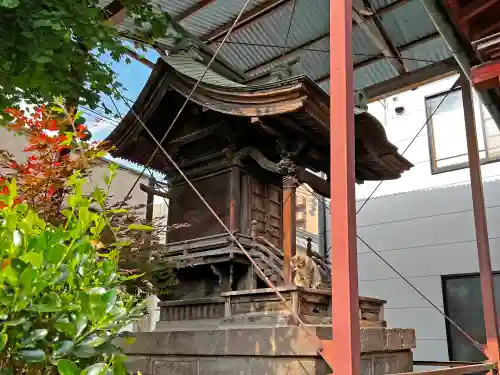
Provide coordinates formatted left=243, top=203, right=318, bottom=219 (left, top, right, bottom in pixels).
left=101, top=0, right=466, bottom=102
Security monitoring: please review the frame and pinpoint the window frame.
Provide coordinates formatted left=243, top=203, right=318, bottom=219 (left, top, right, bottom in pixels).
left=441, top=271, right=500, bottom=361
left=425, top=87, right=499, bottom=175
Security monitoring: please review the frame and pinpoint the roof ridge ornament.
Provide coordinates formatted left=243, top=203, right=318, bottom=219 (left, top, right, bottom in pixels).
left=168, top=38, right=204, bottom=62
left=354, top=89, right=368, bottom=114
left=266, top=58, right=300, bottom=83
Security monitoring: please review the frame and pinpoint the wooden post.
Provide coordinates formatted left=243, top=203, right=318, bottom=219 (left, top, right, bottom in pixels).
left=320, top=0, right=360, bottom=374
left=461, top=76, right=500, bottom=366
left=282, top=175, right=297, bottom=285
left=146, top=176, right=155, bottom=223
left=229, top=166, right=241, bottom=232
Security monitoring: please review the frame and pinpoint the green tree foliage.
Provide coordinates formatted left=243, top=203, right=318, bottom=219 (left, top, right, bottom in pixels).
left=0, top=0, right=171, bottom=110
left=0, top=167, right=146, bottom=374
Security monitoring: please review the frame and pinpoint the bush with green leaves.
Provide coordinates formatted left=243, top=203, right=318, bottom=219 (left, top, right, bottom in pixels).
left=0, top=165, right=145, bottom=375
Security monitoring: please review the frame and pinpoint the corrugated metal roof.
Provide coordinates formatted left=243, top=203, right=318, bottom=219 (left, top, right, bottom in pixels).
left=379, top=1, right=437, bottom=47
left=354, top=59, right=399, bottom=89
left=214, top=0, right=329, bottom=72
left=181, top=0, right=268, bottom=36
left=369, top=0, right=400, bottom=10
left=242, top=36, right=329, bottom=79
left=112, top=0, right=458, bottom=95
left=402, top=36, right=453, bottom=71
left=162, top=53, right=244, bottom=87
left=352, top=27, right=380, bottom=64
left=160, top=0, right=200, bottom=18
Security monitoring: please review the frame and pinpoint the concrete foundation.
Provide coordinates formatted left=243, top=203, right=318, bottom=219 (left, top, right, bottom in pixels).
left=121, top=326, right=415, bottom=375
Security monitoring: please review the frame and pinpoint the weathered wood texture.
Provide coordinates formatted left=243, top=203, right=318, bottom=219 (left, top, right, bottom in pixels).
left=157, top=286, right=386, bottom=327
left=167, top=172, right=230, bottom=243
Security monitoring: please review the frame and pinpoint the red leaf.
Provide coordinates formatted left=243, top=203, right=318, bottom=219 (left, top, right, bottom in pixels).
left=46, top=119, right=58, bottom=131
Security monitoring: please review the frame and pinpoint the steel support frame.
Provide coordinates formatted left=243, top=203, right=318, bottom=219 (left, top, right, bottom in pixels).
left=461, top=75, right=500, bottom=371
left=320, top=0, right=360, bottom=374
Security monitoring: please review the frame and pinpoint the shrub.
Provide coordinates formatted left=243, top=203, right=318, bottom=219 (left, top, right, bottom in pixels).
left=0, top=166, right=145, bottom=375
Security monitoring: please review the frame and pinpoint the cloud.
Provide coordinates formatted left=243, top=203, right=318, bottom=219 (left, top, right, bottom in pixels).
left=86, top=118, right=117, bottom=141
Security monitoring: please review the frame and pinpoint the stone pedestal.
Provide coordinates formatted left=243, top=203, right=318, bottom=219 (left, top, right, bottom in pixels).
left=120, top=326, right=415, bottom=375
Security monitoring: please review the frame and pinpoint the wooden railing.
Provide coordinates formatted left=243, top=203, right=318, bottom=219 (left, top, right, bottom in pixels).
left=158, top=286, right=386, bottom=327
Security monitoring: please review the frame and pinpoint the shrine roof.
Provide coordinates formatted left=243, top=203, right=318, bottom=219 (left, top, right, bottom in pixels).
left=100, top=0, right=500, bottom=129
left=106, top=56, right=413, bottom=182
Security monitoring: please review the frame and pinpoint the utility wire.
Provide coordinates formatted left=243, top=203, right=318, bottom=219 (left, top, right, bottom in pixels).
left=111, top=0, right=255, bottom=213
left=302, top=183, right=485, bottom=354
left=119, top=101, right=326, bottom=358
left=281, top=0, right=297, bottom=58
left=214, top=40, right=440, bottom=64
left=356, top=77, right=461, bottom=216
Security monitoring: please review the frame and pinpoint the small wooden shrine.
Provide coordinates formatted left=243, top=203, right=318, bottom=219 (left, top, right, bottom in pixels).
left=107, top=53, right=416, bottom=375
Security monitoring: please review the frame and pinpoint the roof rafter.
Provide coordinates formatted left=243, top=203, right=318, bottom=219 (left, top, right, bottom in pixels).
left=202, top=0, right=291, bottom=42
left=359, top=58, right=458, bottom=102
left=352, top=7, right=406, bottom=74
left=174, top=0, right=216, bottom=21
left=244, top=32, right=329, bottom=75
left=102, top=0, right=215, bottom=26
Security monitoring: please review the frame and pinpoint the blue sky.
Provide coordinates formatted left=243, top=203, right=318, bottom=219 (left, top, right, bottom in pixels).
left=84, top=47, right=164, bottom=180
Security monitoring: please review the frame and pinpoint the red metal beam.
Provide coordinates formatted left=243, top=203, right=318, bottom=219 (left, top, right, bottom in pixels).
left=461, top=76, right=500, bottom=370
left=459, top=0, right=498, bottom=22
left=320, top=0, right=360, bottom=374
left=471, top=60, right=500, bottom=90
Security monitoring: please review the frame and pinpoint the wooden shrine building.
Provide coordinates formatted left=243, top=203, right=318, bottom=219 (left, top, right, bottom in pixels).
left=107, top=54, right=417, bottom=375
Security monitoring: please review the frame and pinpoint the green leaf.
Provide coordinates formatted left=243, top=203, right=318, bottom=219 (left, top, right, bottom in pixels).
left=17, top=349, right=45, bottom=363
left=53, top=340, right=74, bottom=358
left=21, top=251, right=43, bottom=267
left=46, top=243, right=66, bottom=264
left=0, top=368, right=13, bottom=375
left=0, top=0, right=19, bottom=8
left=128, top=224, right=153, bottom=231
left=57, top=359, right=79, bottom=375
left=95, top=342, right=119, bottom=356
left=80, top=334, right=107, bottom=348
left=102, top=289, right=117, bottom=314
left=75, top=313, right=88, bottom=337
left=33, top=293, right=62, bottom=312
left=10, top=258, right=27, bottom=274
left=82, top=363, right=107, bottom=375
left=0, top=333, right=7, bottom=352
left=4, top=317, right=27, bottom=326
left=20, top=329, right=48, bottom=347
left=20, top=267, right=37, bottom=285
left=73, top=344, right=97, bottom=358
left=54, top=322, right=76, bottom=337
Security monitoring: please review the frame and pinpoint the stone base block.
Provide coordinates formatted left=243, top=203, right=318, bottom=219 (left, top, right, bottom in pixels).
left=119, top=326, right=415, bottom=375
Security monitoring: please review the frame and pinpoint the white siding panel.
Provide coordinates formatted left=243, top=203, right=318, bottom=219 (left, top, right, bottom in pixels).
left=359, top=276, right=444, bottom=308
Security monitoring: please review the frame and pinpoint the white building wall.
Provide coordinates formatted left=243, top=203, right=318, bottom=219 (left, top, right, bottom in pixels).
left=0, top=126, right=167, bottom=333
left=356, top=75, right=500, bottom=362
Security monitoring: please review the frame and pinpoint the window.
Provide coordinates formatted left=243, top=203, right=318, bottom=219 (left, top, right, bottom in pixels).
left=426, top=87, right=500, bottom=173
left=442, top=273, right=500, bottom=362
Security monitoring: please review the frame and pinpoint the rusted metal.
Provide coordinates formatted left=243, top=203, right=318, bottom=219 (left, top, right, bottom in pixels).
left=461, top=75, right=500, bottom=369
left=395, top=362, right=496, bottom=375
left=282, top=175, right=297, bottom=285
left=320, top=0, right=360, bottom=374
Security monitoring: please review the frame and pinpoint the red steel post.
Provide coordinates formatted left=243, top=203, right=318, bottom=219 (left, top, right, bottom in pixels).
left=320, top=0, right=361, bottom=374
left=461, top=76, right=500, bottom=368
